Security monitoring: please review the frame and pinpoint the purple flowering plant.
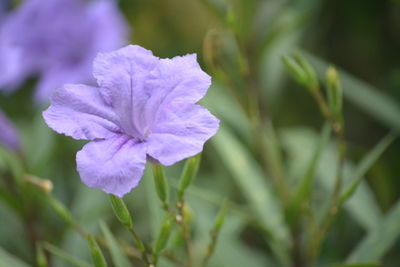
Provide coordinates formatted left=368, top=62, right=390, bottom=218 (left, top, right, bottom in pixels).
left=43, top=45, right=219, bottom=197
left=0, top=0, right=128, bottom=103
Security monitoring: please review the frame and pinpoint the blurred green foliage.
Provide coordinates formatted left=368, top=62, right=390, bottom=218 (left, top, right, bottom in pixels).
left=1, top=0, right=400, bottom=266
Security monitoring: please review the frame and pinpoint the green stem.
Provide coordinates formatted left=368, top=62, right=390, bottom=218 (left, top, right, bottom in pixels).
left=176, top=199, right=193, bottom=267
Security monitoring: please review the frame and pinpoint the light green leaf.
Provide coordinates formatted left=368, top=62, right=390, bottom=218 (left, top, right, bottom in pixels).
left=211, top=126, right=290, bottom=266
left=99, top=221, right=131, bottom=267
left=0, top=246, right=30, bottom=267
left=281, top=128, right=382, bottom=231
left=43, top=242, right=91, bottom=267
left=340, top=132, right=397, bottom=204
left=286, top=123, right=331, bottom=224
left=264, top=121, right=286, bottom=190
left=347, top=199, right=400, bottom=263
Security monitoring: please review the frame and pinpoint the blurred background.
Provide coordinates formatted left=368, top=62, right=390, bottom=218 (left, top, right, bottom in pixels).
left=1, top=0, right=400, bottom=266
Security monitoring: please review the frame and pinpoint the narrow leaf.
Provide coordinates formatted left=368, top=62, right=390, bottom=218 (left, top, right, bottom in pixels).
left=212, top=126, right=290, bottom=266
left=87, top=234, right=108, bottom=267
left=43, top=242, right=91, bottom=267
left=340, top=132, right=396, bottom=204
left=281, top=128, right=383, bottom=231
left=99, top=221, right=131, bottom=267
left=0, top=246, right=30, bottom=267
left=347, top=199, right=400, bottom=262
left=286, top=123, right=331, bottom=223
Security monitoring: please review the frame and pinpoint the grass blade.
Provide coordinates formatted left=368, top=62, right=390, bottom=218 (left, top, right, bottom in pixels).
left=347, top=199, right=400, bottom=263
left=99, top=221, right=131, bottom=267
left=43, top=242, right=91, bottom=267
left=340, top=132, right=397, bottom=204
left=0, top=246, right=30, bottom=267
left=212, top=126, right=290, bottom=266
left=286, top=123, right=331, bottom=224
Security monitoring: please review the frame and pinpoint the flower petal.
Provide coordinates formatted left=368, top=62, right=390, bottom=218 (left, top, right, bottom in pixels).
left=35, top=65, right=93, bottom=103
left=142, top=54, right=211, bottom=132
left=146, top=104, right=219, bottom=165
left=93, top=45, right=159, bottom=139
left=87, top=0, right=129, bottom=54
left=147, top=54, right=211, bottom=108
left=43, top=84, right=121, bottom=140
left=76, top=135, right=147, bottom=197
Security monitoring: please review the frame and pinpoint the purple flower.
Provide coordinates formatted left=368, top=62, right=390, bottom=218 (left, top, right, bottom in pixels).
left=43, top=45, right=219, bottom=197
left=0, top=110, right=20, bottom=151
left=0, top=0, right=128, bottom=103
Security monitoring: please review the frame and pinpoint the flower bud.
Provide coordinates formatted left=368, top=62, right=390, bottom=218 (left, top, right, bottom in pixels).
left=226, top=6, right=237, bottom=31
left=282, top=54, right=319, bottom=91
left=182, top=204, right=193, bottom=226
left=294, top=53, right=318, bottom=91
left=25, top=174, right=53, bottom=194
left=152, top=164, right=169, bottom=208
left=48, top=197, right=73, bottom=225
left=326, top=66, right=343, bottom=118
left=203, top=29, right=222, bottom=70
left=109, top=195, right=133, bottom=230
left=213, top=200, right=229, bottom=232
left=178, top=154, right=201, bottom=198
left=36, top=243, right=48, bottom=267
left=87, top=235, right=107, bottom=267
left=154, top=215, right=172, bottom=253
left=282, top=55, right=307, bottom=86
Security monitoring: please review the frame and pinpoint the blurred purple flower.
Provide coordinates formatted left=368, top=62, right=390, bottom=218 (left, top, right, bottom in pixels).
left=0, top=0, right=128, bottom=103
left=43, top=45, right=219, bottom=197
left=0, top=110, right=20, bottom=151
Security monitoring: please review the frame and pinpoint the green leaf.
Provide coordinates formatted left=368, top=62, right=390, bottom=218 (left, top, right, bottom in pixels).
left=212, top=126, right=290, bottom=266
left=99, top=221, right=131, bottom=267
left=340, top=132, right=397, bottom=204
left=0, top=246, right=30, bottom=267
left=87, top=234, right=108, bottom=267
left=43, top=242, right=91, bottom=267
left=347, top=199, right=400, bottom=263
left=264, top=121, right=286, bottom=189
left=281, top=128, right=382, bottom=231
left=47, top=196, right=74, bottom=225
left=286, top=123, right=331, bottom=224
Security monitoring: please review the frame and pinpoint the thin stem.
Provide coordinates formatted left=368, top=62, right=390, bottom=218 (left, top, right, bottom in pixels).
left=307, top=86, right=346, bottom=265
left=162, top=251, right=185, bottom=266
left=176, top=199, right=192, bottom=267
left=127, top=227, right=152, bottom=266
left=200, top=230, right=219, bottom=267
